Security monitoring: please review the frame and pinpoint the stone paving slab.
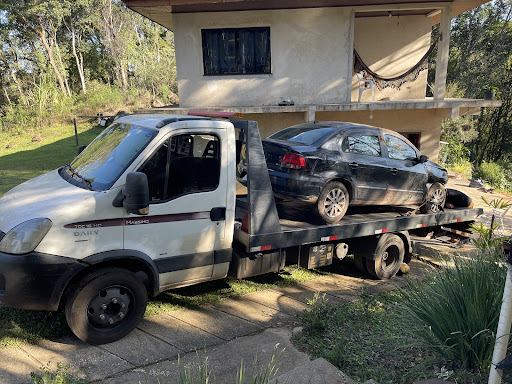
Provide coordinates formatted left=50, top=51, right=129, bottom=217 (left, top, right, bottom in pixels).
left=273, top=283, right=360, bottom=306
left=243, top=288, right=310, bottom=314
left=20, top=337, right=133, bottom=382
left=175, top=327, right=310, bottom=384
left=271, top=357, right=356, bottom=384
left=100, top=328, right=309, bottom=384
left=167, top=306, right=264, bottom=341
left=99, top=328, right=181, bottom=366
left=0, top=346, right=41, bottom=384
left=99, top=359, right=181, bottom=384
left=211, top=296, right=292, bottom=327
left=138, top=313, right=224, bottom=352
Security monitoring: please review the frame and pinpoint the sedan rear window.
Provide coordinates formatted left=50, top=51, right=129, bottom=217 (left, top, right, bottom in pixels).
left=342, top=135, right=381, bottom=156
left=266, top=126, right=336, bottom=145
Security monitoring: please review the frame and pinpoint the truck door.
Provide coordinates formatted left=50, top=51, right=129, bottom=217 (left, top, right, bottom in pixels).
left=123, top=130, right=227, bottom=288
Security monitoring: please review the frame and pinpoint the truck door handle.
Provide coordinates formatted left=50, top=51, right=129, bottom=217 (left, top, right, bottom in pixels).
left=349, top=162, right=358, bottom=168
left=210, top=207, right=226, bottom=221
left=391, top=168, right=398, bottom=175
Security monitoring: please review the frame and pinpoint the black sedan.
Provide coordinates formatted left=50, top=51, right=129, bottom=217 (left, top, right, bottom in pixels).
left=261, top=122, right=448, bottom=223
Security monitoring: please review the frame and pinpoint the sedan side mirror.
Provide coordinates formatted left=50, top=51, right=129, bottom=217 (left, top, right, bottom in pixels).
left=122, top=172, right=149, bottom=215
left=418, top=155, right=429, bottom=163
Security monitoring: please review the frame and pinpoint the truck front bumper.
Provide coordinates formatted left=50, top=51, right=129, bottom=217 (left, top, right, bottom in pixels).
left=0, top=251, right=86, bottom=311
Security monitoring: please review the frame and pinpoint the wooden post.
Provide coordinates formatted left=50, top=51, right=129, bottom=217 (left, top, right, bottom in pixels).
left=434, top=4, right=452, bottom=100
left=73, top=118, right=79, bottom=146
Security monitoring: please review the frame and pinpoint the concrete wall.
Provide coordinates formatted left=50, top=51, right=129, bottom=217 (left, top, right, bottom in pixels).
left=173, top=8, right=354, bottom=108
left=353, top=16, right=432, bottom=102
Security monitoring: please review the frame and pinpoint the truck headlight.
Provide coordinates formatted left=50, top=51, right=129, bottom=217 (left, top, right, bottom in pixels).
left=0, top=218, right=52, bottom=255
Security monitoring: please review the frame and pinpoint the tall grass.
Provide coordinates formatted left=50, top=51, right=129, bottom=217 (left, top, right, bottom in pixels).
left=399, top=249, right=508, bottom=370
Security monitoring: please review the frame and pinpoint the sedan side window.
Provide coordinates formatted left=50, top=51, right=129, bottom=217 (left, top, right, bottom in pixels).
left=342, top=135, right=381, bottom=156
left=385, top=134, right=417, bottom=161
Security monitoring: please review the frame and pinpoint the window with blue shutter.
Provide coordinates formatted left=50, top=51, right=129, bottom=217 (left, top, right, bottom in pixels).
left=202, top=27, right=271, bottom=75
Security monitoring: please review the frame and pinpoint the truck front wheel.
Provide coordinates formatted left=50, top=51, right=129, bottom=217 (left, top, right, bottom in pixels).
left=65, top=267, right=148, bottom=345
left=365, top=234, right=405, bottom=280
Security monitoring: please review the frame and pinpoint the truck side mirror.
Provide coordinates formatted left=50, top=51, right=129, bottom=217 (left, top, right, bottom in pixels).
left=122, top=172, right=150, bottom=215
left=77, top=145, right=86, bottom=155
left=418, top=155, right=428, bottom=163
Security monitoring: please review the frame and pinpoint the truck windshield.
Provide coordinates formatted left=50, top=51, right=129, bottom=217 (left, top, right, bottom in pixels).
left=64, top=123, right=157, bottom=191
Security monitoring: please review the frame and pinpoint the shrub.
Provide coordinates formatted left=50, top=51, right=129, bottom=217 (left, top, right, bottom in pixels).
left=450, top=159, right=473, bottom=179
left=474, top=161, right=509, bottom=190
left=399, top=251, right=508, bottom=370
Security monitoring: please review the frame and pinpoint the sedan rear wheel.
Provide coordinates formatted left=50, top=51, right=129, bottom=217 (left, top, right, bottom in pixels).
left=317, top=181, right=349, bottom=223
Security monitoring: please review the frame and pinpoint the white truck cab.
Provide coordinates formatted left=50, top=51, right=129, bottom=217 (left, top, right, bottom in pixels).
left=0, top=114, right=236, bottom=344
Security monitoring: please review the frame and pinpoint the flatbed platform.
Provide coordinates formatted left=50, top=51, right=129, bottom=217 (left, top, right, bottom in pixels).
left=235, top=195, right=482, bottom=251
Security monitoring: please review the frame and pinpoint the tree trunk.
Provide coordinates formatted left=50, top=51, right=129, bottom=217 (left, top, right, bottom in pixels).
left=20, top=15, right=69, bottom=97
left=120, top=60, right=128, bottom=89
left=71, top=28, right=87, bottom=94
left=53, top=37, right=72, bottom=97
left=10, top=67, right=28, bottom=106
left=4, top=88, right=12, bottom=106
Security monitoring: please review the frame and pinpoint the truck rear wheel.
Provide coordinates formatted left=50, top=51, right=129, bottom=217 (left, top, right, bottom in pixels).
left=65, top=267, right=148, bottom=345
left=365, top=234, right=404, bottom=280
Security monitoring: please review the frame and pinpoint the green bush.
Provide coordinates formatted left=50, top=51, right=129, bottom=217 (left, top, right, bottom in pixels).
left=449, top=159, right=473, bottom=179
left=474, top=161, right=509, bottom=190
left=399, top=251, right=508, bottom=370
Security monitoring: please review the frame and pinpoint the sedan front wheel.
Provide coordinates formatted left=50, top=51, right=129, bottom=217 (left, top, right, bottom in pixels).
left=421, top=182, right=446, bottom=214
left=317, top=181, right=349, bottom=223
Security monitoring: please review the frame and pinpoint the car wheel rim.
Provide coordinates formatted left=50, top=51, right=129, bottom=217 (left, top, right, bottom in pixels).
left=87, top=286, right=133, bottom=328
left=324, top=188, right=346, bottom=218
left=429, top=189, right=445, bottom=212
left=382, top=246, right=399, bottom=273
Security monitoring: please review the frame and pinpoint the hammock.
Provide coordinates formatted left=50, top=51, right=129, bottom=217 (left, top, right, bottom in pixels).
left=353, top=36, right=439, bottom=91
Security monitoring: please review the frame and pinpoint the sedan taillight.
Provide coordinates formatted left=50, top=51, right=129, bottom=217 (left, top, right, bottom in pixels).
left=281, top=152, right=308, bottom=169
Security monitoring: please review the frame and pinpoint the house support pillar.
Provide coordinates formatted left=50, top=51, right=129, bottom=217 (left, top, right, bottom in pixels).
left=346, top=8, right=355, bottom=102
left=434, top=4, right=452, bottom=100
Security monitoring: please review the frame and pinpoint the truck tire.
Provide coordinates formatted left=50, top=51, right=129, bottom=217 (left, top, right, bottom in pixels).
left=365, top=234, right=405, bottom=280
left=65, top=267, right=148, bottom=345
left=317, top=181, right=349, bottom=223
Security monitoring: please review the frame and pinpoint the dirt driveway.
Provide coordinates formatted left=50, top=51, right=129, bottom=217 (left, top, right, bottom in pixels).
left=447, top=177, right=511, bottom=233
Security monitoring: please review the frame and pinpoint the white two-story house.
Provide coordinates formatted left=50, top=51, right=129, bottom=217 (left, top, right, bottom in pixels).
left=124, top=0, right=500, bottom=160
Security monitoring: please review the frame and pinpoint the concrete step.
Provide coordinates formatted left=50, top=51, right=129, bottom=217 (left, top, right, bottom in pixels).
left=270, top=357, right=355, bottom=384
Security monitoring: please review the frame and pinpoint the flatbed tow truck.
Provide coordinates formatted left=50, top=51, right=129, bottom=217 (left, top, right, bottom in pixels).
left=0, top=115, right=481, bottom=344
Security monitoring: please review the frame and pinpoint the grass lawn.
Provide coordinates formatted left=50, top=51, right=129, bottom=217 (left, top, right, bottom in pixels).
left=0, top=121, right=104, bottom=196
left=293, top=290, right=489, bottom=384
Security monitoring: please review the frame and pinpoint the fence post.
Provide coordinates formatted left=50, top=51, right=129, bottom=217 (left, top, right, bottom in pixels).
left=73, top=118, right=79, bottom=146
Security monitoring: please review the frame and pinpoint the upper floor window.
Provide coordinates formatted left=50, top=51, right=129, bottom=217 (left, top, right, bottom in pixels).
left=202, top=27, right=271, bottom=76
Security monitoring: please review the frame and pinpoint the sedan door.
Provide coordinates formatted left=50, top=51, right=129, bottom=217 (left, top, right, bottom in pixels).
left=339, top=129, right=389, bottom=204
left=383, top=133, right=427, bottom=205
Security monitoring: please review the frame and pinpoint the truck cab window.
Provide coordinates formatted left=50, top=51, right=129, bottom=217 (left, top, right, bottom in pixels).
left=139, top=141, right=169, bottom=201
left=138, top=134, right=220, bottom=202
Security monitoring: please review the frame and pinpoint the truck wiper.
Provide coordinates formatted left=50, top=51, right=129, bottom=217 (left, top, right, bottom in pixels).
left=65, top=164, right=93, bottom=190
